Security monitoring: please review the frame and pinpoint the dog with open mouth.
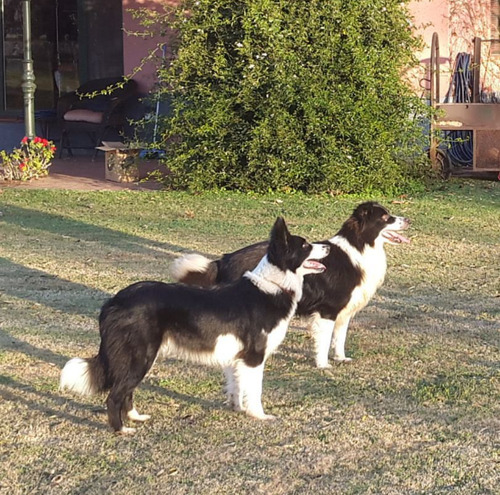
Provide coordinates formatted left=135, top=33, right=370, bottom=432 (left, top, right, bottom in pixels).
left=171, top=202, right=410, bottom=368
left=60, top=217, right=329, bottom=433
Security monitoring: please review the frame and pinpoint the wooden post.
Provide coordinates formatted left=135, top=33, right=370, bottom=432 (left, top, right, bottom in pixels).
left=472, top=37, right=481, bottom=103
left=429, top=32, right=440, bottom=170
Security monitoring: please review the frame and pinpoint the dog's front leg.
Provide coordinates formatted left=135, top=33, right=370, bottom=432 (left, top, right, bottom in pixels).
left=332, top=316, right=352, bottom=362
left=223, top=365, right=242, bottom=411
left=237, top=362, right=275, bottom=420
left=309, top=314, right=335, bottom=368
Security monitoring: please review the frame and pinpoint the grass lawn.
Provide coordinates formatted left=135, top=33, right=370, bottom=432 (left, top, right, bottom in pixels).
left=0, top=180, right=498, bottom=494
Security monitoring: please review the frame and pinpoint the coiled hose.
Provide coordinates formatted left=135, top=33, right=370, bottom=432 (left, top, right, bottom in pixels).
left=443, top=53, right=474, bottom=167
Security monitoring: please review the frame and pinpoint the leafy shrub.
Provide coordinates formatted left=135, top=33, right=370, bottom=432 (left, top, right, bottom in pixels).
left=0, top=136, right=56, bottom=181
left=152, top=0, right=430, bottom=194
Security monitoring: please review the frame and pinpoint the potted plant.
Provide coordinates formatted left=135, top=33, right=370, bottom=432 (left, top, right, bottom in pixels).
left=0, top=136, right=56, bottom=181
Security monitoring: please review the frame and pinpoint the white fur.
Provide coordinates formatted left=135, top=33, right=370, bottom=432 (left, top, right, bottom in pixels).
left=119, top=426, right=137, bottom=435
left=331, top=316, right=352, bottom=362
left=329, top=234, right=387, bottom=312
left=310, top=233, right=388, bottom=365
left=222, top=320, right=288, bottom=417
left=221, top=250, right=327, bottom=419
left=264, top=320, right=289, bottom=359
left=60, top=358, right=95, bottom=396
left=238, top=363, right=273, bottom=419
left=127, top=408, right=151, bottom=422
left=157, top=314, right=292, bottom=419
left=309, top=316, right=335, bottom=368
left=224, top=361, right=274, bottom=420
left=231, top=248, right=330, bottom=417
left=224, top=365, right=241, bottom=411
left=159, top=334, right=244, bottom=367
left=245, top=243, right=329, bottom=300
left=170, top=253, right=211, bottom=281
left=246, top=256, right=303, bottom=299
left=385, top=216, right=409, bottom=234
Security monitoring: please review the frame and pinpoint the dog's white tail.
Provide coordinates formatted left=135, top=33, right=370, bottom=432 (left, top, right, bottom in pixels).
left=170, top=253, right=221, bottom=288
left=60, top=357, right=97, bottom=396
left=170, top=253, right=211, bottom=280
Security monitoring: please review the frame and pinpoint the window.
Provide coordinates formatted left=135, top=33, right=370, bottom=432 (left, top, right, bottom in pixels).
left=0, top=0, right=78, bottom=113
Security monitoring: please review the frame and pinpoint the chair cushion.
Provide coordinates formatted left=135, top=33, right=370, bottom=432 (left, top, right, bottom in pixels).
left=64, top=109, right=103, bottom=124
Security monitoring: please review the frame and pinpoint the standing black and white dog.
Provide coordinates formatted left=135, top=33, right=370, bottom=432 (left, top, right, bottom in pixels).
left=171, top=202, right=410, bottom=368
left=60, top=217, right=329, bottom=434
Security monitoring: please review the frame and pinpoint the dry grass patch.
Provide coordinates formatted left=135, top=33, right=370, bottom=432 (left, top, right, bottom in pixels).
left=0, top=181, right=498, bottom=494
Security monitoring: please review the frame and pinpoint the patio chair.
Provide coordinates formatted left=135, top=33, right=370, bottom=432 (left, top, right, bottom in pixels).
left=57, top=77, right=138, bottom=159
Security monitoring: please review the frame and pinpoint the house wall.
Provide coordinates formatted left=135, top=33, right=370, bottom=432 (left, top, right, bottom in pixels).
left=409, top=0, right=451, bottom=101
left=122, top=0, right=179, bottom=94
left=409, top=0, right=500, bottom=100
left=122, top=1, right=500, bottom=98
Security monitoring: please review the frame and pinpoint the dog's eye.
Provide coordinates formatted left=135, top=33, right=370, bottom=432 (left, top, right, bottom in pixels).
left=382, top=214, right=390, bottom=222
left=302, top=242, right=309, bottom=250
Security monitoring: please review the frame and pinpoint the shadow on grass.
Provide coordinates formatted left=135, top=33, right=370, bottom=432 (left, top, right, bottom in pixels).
left=0, top=257, right=109, bottom=317
left=141, top=379, right=224, bottom=413
left=0, top=328, right=70, bottom=368
left=0, top=361, right=224, bottom=434
left=0, top=375, right=107, bottom=432
left=374, top=288, right=500, bottom=349
left=0, top=204, right=202, bottom=258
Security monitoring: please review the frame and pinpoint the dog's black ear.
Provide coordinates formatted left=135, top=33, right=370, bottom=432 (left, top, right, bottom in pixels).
left=268, top=216, right=290, bottom=268
left=354, top=202, right=374, bottom=222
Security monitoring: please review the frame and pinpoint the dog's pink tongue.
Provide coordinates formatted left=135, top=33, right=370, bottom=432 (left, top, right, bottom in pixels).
left=304, top=260, right=326, bottom=271
left=393, top=232, right=411, bottom=244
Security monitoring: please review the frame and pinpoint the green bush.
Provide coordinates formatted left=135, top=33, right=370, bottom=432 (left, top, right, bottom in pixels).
left=153, top=0, right=430, bottom=194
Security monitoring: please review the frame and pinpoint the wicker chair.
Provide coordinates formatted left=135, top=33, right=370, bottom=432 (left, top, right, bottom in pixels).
left=57, top=77, right=138, bottom=159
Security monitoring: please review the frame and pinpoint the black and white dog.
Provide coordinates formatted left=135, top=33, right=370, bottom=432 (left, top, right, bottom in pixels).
left=60, top=217, right=329, bottom=434
left=171, top=202, right=410, bottom=368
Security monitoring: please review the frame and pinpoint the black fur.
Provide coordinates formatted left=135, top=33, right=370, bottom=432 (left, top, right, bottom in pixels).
left=173, top=202, right=410, bottom=365
left=60, top=217, right=327, bottom=432
left=98, top=280, right=295, bottom=431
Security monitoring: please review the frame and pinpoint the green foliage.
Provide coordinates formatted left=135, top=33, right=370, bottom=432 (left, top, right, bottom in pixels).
left=153, top=0, right=430, bottom=194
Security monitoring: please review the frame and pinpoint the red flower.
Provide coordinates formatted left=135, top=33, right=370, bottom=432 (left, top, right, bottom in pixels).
left=34, top=137, right=42, bottom=144
left=21, top=136, right=29, bottom=144
left=51, top=146, right=57, bottom=152
left=42, top=139, right=49, bottom=147
left=19, top=161, right=27, bottom=170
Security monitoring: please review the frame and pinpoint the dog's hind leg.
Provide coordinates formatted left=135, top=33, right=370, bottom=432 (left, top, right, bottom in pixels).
left=107, top=369, right=151, bottom=434
left=107, top=384, right=136, bottom=434
left=123, top=393, right=151, bottom=423
left=309, top=314, right=335, bottom=368
left=332, top=316, right=352, bottom=362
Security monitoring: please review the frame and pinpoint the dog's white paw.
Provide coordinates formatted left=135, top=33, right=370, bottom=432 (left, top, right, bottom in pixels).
left=333, top=356, right=353, bottom=363
left=316, top=362, right=333, bottom=369
left=246, top=410, right=276, bottom=421
left=253, top=413, right=277, bottom=421
left=118, top=426, right=137, bottom=435
left=127, top=409, right=151, bottom=422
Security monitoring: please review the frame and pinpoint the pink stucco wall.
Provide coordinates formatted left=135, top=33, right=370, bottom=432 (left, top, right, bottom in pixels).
left=409, top=0, right=450, bottom=62
left=122, top=1, right=500, bottom=97
left=409, top=0, right=500, bottom=98
left=408, top=0, right=451, bottom=101
left=122, top=0, right=179, bottom=93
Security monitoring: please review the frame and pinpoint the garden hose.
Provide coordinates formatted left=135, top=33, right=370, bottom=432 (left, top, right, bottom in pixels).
left=443, top=53, right=474, bottom=167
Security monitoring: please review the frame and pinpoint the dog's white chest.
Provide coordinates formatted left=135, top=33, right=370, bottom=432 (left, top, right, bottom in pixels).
left=346, top=244, right=387, bottom=314
left=361, top=244, right=387, bottom=289
left=264, top=319, right=289, bottom=359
